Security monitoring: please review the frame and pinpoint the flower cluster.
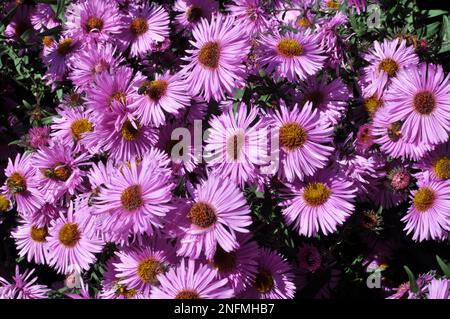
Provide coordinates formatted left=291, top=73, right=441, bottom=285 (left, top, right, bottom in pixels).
left=0, top=0, right=449, bottom=300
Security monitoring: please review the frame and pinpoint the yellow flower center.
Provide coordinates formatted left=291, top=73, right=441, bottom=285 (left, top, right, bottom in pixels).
left=120, top=185, right=144, bottom=211
left=253, top=267, right=274, bottom=293
left=109, top=91, right=127, bottom=105
left=57, top=38, right=74, bottom=55
left=44, top=162, right=72, bottom=182
left=277, top=38, right=304, bottom=57
left=387, top=121, right=403, bottom=142
left=7, top=172, right=27, bottom=194
left=130, top=17, right=149, bottom=36
left=198, top=41, right=221, bottom=69
left=433, top=156, right=450, bottom=180
left=303, top=182, right=332, bottom=206
left=86, top=16, right=104, bottom=32
left=71, top=118, right=93, bottom=140
left=30, top=226, right=48, bottom=243
left=121, top=119, right=141, bottom=141
left=378, top=58, right=399, bottom=77
left=175, top=289, right=201, bottom=299
left=212, top=246, right=237, bottom=273
left=145, top=80, right=168, bottom=101
left=297, top=17, right=311, bottom=28
left=413, top=91, right=435, bottom=115
left=137, top=258, right=165, bottom=284
left=42, top=36, right=54, bottom=47
left=279, top=122, right=308, bottom=151
left=188, top=202, right=217, bottom=228
left=117, top=284, right=137, bottom=298
left=326, top=0, right=341, bottom=10
left=186, top=5, right=203, bottom=22
left=0, top=195, right=9, bottom=212
left=364, top=95, right=383, bottom=116
left=413, top=187, right=436, bottom=212
left=58, top=223, right=81, bottom=247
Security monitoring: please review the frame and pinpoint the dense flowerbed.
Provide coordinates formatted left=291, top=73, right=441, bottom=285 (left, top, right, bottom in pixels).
left=0, top=0, right=449, bottom=299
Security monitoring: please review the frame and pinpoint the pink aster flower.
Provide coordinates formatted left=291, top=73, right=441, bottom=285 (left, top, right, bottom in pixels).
left=356, top=123, right=375, bottom=152
left=1, top=153, right=44, bottom=215
left=295, top=75, right=351, bottom=126
left=43, top=36, right=80, bottom=82
left=176, top=174, right=252, bottom=260
left=83, top=105, right=158, bottom=163
left=239, top=248, right=296, bottom=299
left=51, top=106, right=95, bottom=153
left=27, top=126, right=50, bottom=149
left=12, top=215, right=49, bottom=265
left=86, top=66, right=144, bottom=113
left=130, top=71, right=191, bottom=127
left=414, top=142, right=450, bottom=182
left=204, top=105, right=268, bottom=187
left=205, top=234, right=258, bottom=294
left=372, top=107, right=433, bottom=160
left=173, top=0, right=218, bottom=32
left=362, top=38, right=418, bottom=96
left=267, top=102, right=334, bottom=182
left=99, top=256, right=150, bottom=299
left=281, top=168, right=356, bottom=237
left=387, top=272, right=435, bottom=299
left=427, top=278, right=450, bottom=299
left=46, top=201, right=104, bottom=274
left=226, top=0, right=269, bottom=36
left=33, top=142, right=90, bottom=202
left=384, top=63, right=450, bottom=146
left=28, top=203, right=60, bottom=228
left=402, top=174, right=450, bottom=242
left=30, top=4, right=60, bottom=32
left=259, top=29, right=325, bottom=81
left=150, top=259, right=234, bottom=299
left=181, top=13, right=251, bottom=102
left=336, top=153, right=381, bottom=199
left=0, top=266, right=50, bottom=299
left=69, top=43, right=123, bottom=88
left=64, top=0, right=122, bottom=43
left=117, top=3, right=169, bottom=57
left=113, top=240, right=177, bottom=296
left=92, top=151, right=174, bottom=241
left=316, top=11, right=349, bottom=70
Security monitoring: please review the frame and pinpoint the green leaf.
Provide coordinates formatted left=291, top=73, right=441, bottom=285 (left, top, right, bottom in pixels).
left=404, top=266, right=419, bottom=293
left=22, top=100, right=33, bottom=109
left=439, top=15, right=450, bottom=53
left=56, top=0, right=66, bottom=20
left=42, top=116, right=55, bottom=125
left=234, top=88, right=245, bottom=100
left=425, top=10, right=449, bottom=18
left=423, top=21, right=442, bottom=38
left=436, top=255, right=450, bottom=278
left=376, top=206, right=383, bottom=215
left=8, top=139, right=22, bottom=146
